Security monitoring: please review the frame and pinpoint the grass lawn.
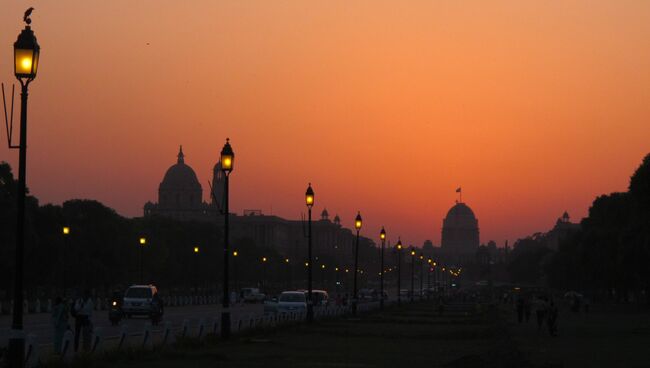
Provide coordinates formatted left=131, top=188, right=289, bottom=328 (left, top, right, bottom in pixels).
left=43, top=301, right=650, bottom=368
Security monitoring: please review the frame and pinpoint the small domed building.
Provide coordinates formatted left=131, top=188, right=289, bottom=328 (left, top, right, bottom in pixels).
left=144, top=146, right=210, bottom=220
left=441, top=202, right=480, bottom=259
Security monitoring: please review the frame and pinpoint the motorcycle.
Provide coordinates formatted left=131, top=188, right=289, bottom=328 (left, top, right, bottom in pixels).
left=108, top=296, right=123, bottom=325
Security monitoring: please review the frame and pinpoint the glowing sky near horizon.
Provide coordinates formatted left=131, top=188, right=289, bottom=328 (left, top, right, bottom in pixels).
left=0, top=1, right=648, bottom=247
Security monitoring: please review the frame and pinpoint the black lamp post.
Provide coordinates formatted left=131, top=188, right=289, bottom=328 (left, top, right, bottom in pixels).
left=8, top=10, right=40, bottom=367
left=233, top=250, right=239, bottom=292
left=193, top=246, right=200, bottom=293
left=220, top=138, right=234, bottom=339
left=261, top=257, right=268, bottom=289
left=139, top=237, right=146, bottom=283
left=305, top=183, right=314, bottom=322
left=379, top=227, right=386, bottom=310
left=410, top=249, right=415, bottom=303
left=419, top=253, right=424, bottom=300
left=427, top=258, right=432, bottom=298
left=62, top=227, right=70, bottom=297
left=396, top=239, right=402, bottom=306
left=352, top=211, right=362, bottom=316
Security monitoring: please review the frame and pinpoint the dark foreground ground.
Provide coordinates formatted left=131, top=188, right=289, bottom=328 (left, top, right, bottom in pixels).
left=42, top=300, right=650, bottom=368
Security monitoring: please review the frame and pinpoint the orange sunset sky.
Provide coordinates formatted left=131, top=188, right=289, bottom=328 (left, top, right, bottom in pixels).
left=1, top=1, right=649, bottom=247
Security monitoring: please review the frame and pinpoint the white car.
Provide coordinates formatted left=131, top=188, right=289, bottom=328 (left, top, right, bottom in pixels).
left=121, top=285, right=163, bottom=322
left=241, top=288, right=266, bottom=303
left=277, top=291, right=307, bottom=314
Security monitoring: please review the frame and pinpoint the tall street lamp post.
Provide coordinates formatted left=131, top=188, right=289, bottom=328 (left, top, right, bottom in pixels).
left=410, top=249, right=415, bottom=303
left=379, top=227, right=386, bottom=310
left=426, top=259, right=431, bottom=295
left=8, top=10, right=40, bottom=368
left=193, top=246, right=200, bottom=293
left=419, top=254, right=424, bottom=300
left=352, top=212, right=362, bottom=316
left=396, top=239, right=402, bottom=306
left=233, top=250, right=239, bottom=292
left=305, top=183, right=314, bottom=322
left=62, top=227, right=70, bottom=297
left=139, top=237, right=147, bottom=283
left=219, top=138, right=234, bottom=339
left=261, top=257, right=267, bottom=289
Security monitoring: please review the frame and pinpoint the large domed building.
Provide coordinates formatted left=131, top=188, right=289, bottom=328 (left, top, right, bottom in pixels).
left=441, top=202, right=480, bottom=259
left=144, top=146, right=211, bottom=220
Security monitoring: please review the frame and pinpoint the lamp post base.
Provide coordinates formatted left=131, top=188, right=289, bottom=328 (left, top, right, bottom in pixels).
left=220, top=311, right=231, bottom=339
left=8, top=335, right=25, bottom=368
left=307, top=304, right=313, bottom=323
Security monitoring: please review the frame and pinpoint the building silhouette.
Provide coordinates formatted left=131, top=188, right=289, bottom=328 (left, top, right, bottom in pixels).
left=143, top=146, right=374, bottom=261
left=441, top=201, right=480, bottom=263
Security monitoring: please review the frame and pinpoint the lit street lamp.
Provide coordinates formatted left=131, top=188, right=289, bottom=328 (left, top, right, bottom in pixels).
left=352, top=211, right=362, bottom=316
left=379, top=227, right=386, bottom=310
left=8, top=9, right=40, bottom=367
left=261, top=257, right=268, bottom=289
left=220, top=138, right=234, bottom=339
left=396, top=239, right=403, bottom=306
left=62, top=227, right=70, bottom=297
left=410, top=249, right=416, bottom=303
left=193, top=246, right=200, bottom=293
left=139, top=237, right=147, bottom=283
left=419, top=253, right=424, bottom=300
left=305, top=183, right=314, bottom=322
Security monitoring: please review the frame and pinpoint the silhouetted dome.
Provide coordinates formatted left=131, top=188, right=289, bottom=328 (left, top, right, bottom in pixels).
left=160, top=146, right=202, bottom=193
left=445, top=202, right=477, bottom=224
left=321, top=208, right=329, bottom=220
left=441, top=202, right=479, bottom=256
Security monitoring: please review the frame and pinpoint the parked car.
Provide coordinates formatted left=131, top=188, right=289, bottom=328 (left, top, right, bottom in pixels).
left=263, top=296, right=279, bottom=314
left=309, top=290, right=329, bottom=306
left=277, top=291, right=307, bottom=314
left=121, top=285, right=164, bottom=323
left=241, top=288, right=266, bottom=303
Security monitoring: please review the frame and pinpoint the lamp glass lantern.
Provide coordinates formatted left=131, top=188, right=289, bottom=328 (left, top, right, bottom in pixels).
left=220, top=138, right=234, bottom=173
left=62, top=226, right=70, bottom=235
left=139, top=237, right=146, bottom=246
left=380, top=227, right=386, bottom=240
left=354, top=212, right=362, bottom=230
left=305, top=184, right=314, bottom=208
left=14, top=26, right=40, bottom=79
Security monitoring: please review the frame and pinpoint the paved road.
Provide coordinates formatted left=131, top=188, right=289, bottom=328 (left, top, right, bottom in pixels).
left=0, top=303, right=264, bottom=347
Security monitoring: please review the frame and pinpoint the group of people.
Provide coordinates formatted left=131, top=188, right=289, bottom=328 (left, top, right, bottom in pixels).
left=50, top=290, right=95, bottom=354
left=516, top=295, right=558, bottom=336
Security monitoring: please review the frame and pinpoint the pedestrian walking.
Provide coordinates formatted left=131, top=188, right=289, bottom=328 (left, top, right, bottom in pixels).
left=516, top=297, right=524, bottom=323
left=51, top=297, right=69, bottom=354
left=546, top=300, right=558, bottom=337
left=73, top=290, right=94, bottom=352
left=534, top=296, right=547, bottom=332
left=524, top=297, right=532, bottom=323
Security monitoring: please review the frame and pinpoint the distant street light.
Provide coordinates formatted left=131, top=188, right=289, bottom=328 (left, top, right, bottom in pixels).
left=139, top=237, right=147, bottom=283
left=396, top=239, right=403, bottom=306
left=379, top=227, right=386, bottom=310
left=261, top=256, right=268, bottom=289
left=419, top=254, right=424, bottom=300
left=61, top=227, right=70, bottom=297
left=352, top=212, right=362, bottom=316
left=410, top=249, right=416, bottom=302
left=220, top=138, right=234, bottom=339
left=8, top=9, right=40, bottom=367
left=193, top=246, right=200, bottom=293
left=305, top=183, right=314, bottom=322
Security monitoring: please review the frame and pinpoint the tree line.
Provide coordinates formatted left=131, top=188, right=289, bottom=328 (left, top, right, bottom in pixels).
left=507, top=153, right=650, bottom=302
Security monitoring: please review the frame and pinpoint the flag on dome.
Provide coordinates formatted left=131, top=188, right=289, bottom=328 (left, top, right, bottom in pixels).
left=456, top=187, right=461, bottom=193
